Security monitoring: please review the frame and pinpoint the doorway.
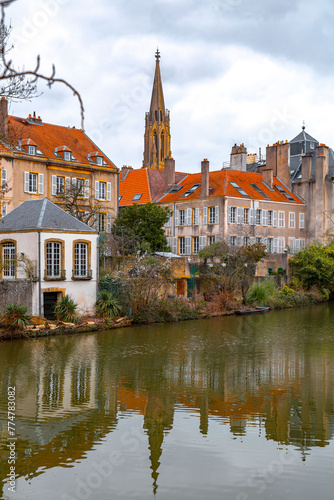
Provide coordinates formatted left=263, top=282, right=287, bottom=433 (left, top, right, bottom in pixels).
left=43, top=292, right=59, bottom=320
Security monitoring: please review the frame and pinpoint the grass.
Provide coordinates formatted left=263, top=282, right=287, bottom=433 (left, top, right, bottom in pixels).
left=246, top=280, right=276, bottom=305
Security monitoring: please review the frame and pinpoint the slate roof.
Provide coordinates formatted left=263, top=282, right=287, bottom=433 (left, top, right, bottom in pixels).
left=1, top=116, right=117, bottom=171
left=0, top=199, right=97, bottom=233
left=158, top=169, right=303, bottom=205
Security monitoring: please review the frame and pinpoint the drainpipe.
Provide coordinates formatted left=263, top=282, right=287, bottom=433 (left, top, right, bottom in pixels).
left=38, top=232, right=41, bottom=317
left=96, top=235, right=99, bottom=301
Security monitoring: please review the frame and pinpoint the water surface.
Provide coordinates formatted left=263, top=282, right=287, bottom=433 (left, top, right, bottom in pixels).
left=1, top=303, right=334, bottom=499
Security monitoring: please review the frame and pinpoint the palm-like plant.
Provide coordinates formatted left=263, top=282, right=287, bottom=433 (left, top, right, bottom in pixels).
left=95, top=290, right=121, bottom=319
left=54, top=295, right=78, bottom=323
left=0, top=304, right=31, bottom=332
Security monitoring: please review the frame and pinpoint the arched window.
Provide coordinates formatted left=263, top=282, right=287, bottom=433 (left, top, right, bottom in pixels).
left=153, top=132, right=158, bottom=151
left=155, top=110, right=158, bottom=121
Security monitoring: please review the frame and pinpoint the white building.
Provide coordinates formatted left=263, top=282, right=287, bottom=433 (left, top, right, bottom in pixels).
left=0, top=199, right=98, bottom=318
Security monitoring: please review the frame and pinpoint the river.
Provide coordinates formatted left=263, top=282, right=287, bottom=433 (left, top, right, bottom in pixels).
left=1, top=303, right=334, bottom=499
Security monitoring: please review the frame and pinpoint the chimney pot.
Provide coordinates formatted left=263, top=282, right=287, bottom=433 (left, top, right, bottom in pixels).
left=201, top=159, right=209, bottom=199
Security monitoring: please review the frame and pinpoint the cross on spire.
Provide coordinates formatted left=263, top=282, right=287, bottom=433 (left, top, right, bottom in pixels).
left=155, top=48, right=160, bottom=62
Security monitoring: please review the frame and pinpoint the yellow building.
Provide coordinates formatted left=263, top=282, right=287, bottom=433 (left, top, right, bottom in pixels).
left=0, top=98, right=118, bottom=232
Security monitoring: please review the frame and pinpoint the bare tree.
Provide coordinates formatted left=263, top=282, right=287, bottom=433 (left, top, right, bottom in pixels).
left=0, top=0, right=84, bottom=128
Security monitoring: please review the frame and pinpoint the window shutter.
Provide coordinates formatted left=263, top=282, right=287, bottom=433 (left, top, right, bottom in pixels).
left=199, top=236, right=207, bottom=250
left=174, top=210, right=179, bottom=227
left=95, top=181, right=99, bottom=200
left=273, top=211, right=277, bottom=227
left=85, top=179, right=90, bottom=199
left=300, top=239, right=305, bottom=249
left=215, top=206, right=219, bottom=224
left=72, top=177, right=77, bottom=188
left=65, top=177, right=70, bottom=197
left=273, top=238, right=278, bottom=253
left=250, top=236, right=256, bottom=244
left=237, top=207, right=243, bottom=224
left=187, top=208, right=192, bottom=226
left=194, top=208, right=199, bottom=225
left=24, top=172, right=29, bottom=193
left=107, top=213, right=112, bottom=233
left=228, top=206, right=232, bottom=224
left=166, top=237, right=172, bottom=249
left=299, top=213, right=305, bottom=229
left=262, top=210, right=268, bottom=226
left=38, top=174, right=44, bottom=194
left=107, top=182, right=111, bottom=201
left=173, top=237, right=177, bottom=254
left=203, top=207, right=207, bottom=225
left=278, top=238, right=284, bottom=253
left=237, top=236, right=242, bottom=246
left=288, top=237, right=294, bottom=253
left=215, top=234, right=220, bottom=243
left=185, top=236, right=191, bottom=255
left=1, top=168, right=7, bottom=189
left=295, top=239, right=300, bottom=252
left=1, top=204, right=7, bottom=217
left=165, top=215, right=171, bottom=227
left=249, top=208, right=254, bottom=225
left=52, top=175, right=57, bottom=196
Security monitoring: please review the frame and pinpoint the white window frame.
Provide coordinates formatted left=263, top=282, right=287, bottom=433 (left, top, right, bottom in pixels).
left=208, top=235, right=215, bottom=245
left=1, top=168, right=7, bottom=190
left=193, top=208, right=199, bottom=226
left=278, top=211, right=285, bottom=228
left=2, top=242, right=15, bottom=278
left=64, top=151, right=72, bottom=161
left=255, top=209, right=262, bottom=225
left=179, top=237, right=186, bottom=255
left=179, top=209, right=186, bottom=226
left=243, top=207, right=249, bottom=225
left=74, top=242, right=88, bottom=277
left=24, top=172, right=43, bottom=194
left=193, top=236, right=199, bottom=254
left=228, top=206, right=237, bottom=224
left=46, top=241, right=61, bottom=278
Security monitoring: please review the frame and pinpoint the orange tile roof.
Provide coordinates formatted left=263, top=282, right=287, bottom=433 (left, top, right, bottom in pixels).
left=158, top=169, right=303, bottom=204
left=1, top=115, right=117, bottom=170
left=119, top=168, right=151, bottom=206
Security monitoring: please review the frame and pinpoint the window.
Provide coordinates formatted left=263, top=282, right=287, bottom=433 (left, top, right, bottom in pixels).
left=243, top=208, right=249, bottom=225
left=209, top=206, right=219, bottom=224
left=243, top=237, right=250, bottom=246
left=96, top=156, right=103, bottom=166
left=193, top=208, right=199, bottom=226
left=268, top=210, right=273, bottom=226
left=256, top=237, right=262, bottom=244
left=1, top=241, right=15, bottom=278
left=45, top=241, right=64, bottom=279
left=255, top=209, right=262, bottom=225
left=208, top=236, right=215, bottom=245
left=289, top=212, right=295, bottom=228
left=165, top=215, right=172, bottom=227
left=74, top=242, right=88, bottom=278
left=229, top=236, right=237, bottom=246
left=64, top=151, right=71, bottom=161
left=56, top=176, right=65, bottom=195
left=228, top=206, right=237, bottom=224
left=24, top=172, right=43, bottom=194
left=267, top=238, right=273, bottom=253
left=28, top=145, right=36, bottom=155
left=1, top=168, right=7, bottom=190
left=98, top=213, right=106, bottom=232
left=199, top=236, right=207, bottom=251
left=193, top=237, right=199, bottom=254
left=179, top=209, right=186, bottom=226
left=98, top=181, right=106, bottom=200
left=278, top=211, right=285, bottom=228
left=132, top=193, right=142, bottom=201
left=299, top=213, right=305, bottom=229
left=229, top=182, right=249, bottom=197
left=179, top=237, right=186, bottom=255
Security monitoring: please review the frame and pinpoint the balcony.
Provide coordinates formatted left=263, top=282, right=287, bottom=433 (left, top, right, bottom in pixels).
left=72, top=269, right=93, bottom=280
left=44, top=270, right=66, bottom=281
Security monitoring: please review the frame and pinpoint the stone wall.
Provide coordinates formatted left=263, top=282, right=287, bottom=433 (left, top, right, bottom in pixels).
left=0, top=280, right=34, bottom=314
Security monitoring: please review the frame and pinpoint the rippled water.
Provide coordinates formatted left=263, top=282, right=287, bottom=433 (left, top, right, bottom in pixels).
left=1, top=303, right=334, bottom=499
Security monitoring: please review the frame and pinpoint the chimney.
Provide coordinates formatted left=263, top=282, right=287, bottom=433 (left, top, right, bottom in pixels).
left=0, top=97, right=8, bottom=139
left=201, top=159, right=209, bottom=199
left=315, top=144, right=329, bottom=182
left=120, top=165, right=133, bottom=181
left=164, top=156, right=175, bottom=192
left=230, top=143, right=247, bottom=171
left=301, top=154, right=312, bottom=182
left=266, top=141, right=291, bottom=189
left=262, top=169, right=274, bottom=189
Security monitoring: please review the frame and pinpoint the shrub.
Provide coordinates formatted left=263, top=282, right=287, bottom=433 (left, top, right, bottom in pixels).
left=246, top=279, right=276, bottom=305
left=0, top=304, right=31, bottom=332
left=279, top=286, right=295, bottom=296
left=54, top=295, right=78, bottom=323
left=95, top=290, right=122, bottom=319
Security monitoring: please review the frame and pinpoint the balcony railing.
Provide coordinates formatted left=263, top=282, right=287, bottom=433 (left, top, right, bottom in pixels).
left=72, top=269, right=93, bottom=280
left=44, top=269, right=66, bottom=280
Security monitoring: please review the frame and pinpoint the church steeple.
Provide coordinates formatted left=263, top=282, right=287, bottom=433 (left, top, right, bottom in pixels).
left=143, top=50, right=171, bottom=170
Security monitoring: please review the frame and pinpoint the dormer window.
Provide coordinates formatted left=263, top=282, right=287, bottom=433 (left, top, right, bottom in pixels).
left=21, top=139, right=38, bottom=155
left=55, top=146, right=72, bottom=161
left=89, top=152, right=104, bottom=165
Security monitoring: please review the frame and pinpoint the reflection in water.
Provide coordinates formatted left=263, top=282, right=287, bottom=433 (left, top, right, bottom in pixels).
left=0, top=303, right=334, bottom=498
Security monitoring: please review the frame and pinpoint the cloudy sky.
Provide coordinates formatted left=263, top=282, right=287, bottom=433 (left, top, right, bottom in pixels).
left=5, top=0, right=334, bottom=173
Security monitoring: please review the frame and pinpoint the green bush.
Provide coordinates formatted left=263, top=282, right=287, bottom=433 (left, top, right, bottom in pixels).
left=246, top=279, right=276, bottom=305
left=54, top=295, right=78, bottom=323
left=95, top=290, right=122, bottom=319
left=0, top=304, right=31, bottom=332
left=279, top=286, right=295, bottom=296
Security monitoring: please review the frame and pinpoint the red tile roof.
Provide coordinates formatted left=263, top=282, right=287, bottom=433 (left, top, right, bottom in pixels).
left=158, top=169, right=303, bottom=204
left=1, top=116, right=117, bottom=170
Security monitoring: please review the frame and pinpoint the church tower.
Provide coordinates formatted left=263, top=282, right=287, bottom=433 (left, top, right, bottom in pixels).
left=143, top=50, right=171, bottom=169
